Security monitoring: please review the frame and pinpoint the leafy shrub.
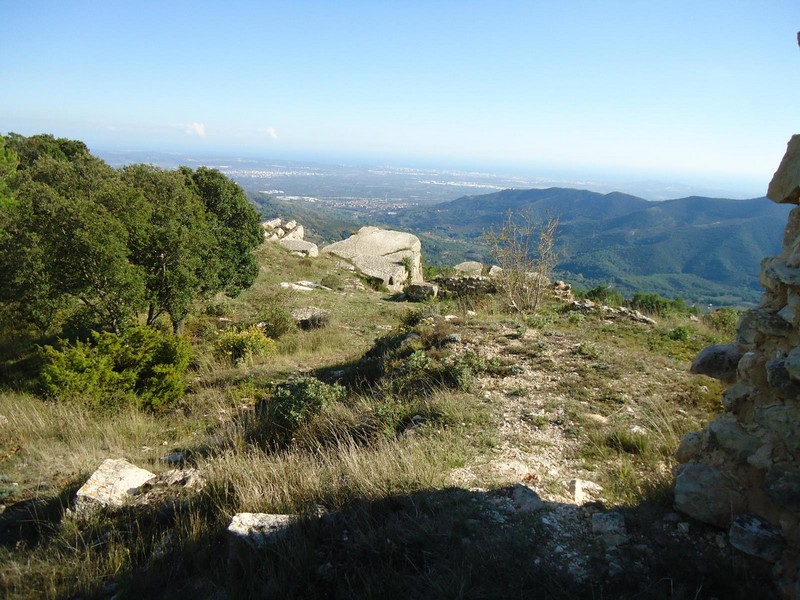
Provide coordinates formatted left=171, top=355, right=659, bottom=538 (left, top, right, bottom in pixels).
left=573, top=342, right=600, bottom=359
left=668, top=325, right=691, bottom=341
left=215, top=326, right=277, bottom=365
left=703, top=307, right=740, bottom=339
left=582, top=285, right=625, bottom=307
left=630, top=292, right=696, bottom=317
left=525, top=313, right=555, bottom=329
left=400, top=306, right=440, bottom=329
left=257, top=306, right=295, bottom=339
left=39, top=325, right=191, bottom=411
left=204, top=298, right=232, bottom=317
left=567, top=311, right=586, bottom=324
left=320, top=273, right=344, bottom=291
left=270, top=376, right=346, bottom=430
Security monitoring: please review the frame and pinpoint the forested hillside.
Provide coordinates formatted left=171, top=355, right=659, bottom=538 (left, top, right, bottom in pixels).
left=380, top=187, right=791, bottom=305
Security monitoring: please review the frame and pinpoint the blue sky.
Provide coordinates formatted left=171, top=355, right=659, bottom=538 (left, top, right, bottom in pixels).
left=2, top=1, right=799, bottom=193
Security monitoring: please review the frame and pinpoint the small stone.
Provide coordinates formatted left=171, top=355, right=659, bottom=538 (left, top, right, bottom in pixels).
left=785, top=346, right=800, bottom=380
left=569, top=479, right=603, bottom=504
left=279, top=238, right=318, bottom=257
left=675, top=430, right=705, bottom=463
left=729, top=514, right=784, bottom=562
left=453, top=261, right=483, bottom=276
left=443, top=333, right=462, bottom=344
left=722, top=382, right=754, bottom=413
left=708, top=415, right=760, bottom=463
left=227, top=513, right=294, bottom=551
left=747, top=444, right=774, bottom=470
left=592, top=512, right=628, bottom=546
left=291, top=306, right=330, bottom=329
left=509, top=483, right=544, bottom=514
left=160, top=451, right=186, bottom=465
left=583, top=413, right=609, bottom=426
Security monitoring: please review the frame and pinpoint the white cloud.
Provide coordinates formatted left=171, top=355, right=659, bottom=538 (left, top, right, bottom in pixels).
left=259, top=126, right=278, bottom=140
left=184, top=122, right=206, bottom=137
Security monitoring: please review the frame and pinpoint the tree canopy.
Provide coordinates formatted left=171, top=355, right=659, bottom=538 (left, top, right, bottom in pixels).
left=0, top=133, right=264, bottom=335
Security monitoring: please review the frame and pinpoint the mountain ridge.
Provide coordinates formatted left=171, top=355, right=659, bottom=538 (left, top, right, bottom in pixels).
left=379, top=187, right=791, bottom=306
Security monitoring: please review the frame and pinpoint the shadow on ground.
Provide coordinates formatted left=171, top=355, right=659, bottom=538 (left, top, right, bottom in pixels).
left=0, top=482, right=778, bottom=599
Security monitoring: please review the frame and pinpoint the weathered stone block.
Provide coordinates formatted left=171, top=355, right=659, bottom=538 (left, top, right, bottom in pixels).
left=405, top=282, right=438, bottom=302
left=674, top=463, right=746, bottom=527
left=75, top=458, right=156, bottom=510
left=729, top=514, right=785, bottom=562
left=453, top=261, right=483, bottom=276
left=708, top=416, right=760, bottom=463
left=765, top=464, right=800, bottom=511
left=691, top=344, right=742, bottom=383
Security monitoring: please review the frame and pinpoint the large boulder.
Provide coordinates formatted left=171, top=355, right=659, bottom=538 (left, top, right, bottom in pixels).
left=768, top=134, right=800, bottom=204
left=690, top=343, right=742, bottom=383
left=321, top=226, right=423, bottom=292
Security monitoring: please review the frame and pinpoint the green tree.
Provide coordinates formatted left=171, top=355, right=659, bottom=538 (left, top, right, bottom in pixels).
left=0, top=133, right=262, bottom=336
left=121, top=164, right=216, bottom=332
left=180, top=166, right=263, bottom=295
left=0, top=158, right=147, bottom=333
left=5, top=132, right=89, bottom=168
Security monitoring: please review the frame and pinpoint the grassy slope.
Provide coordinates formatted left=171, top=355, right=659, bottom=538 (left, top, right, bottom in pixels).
left=0, top=243, right=778, bottom=599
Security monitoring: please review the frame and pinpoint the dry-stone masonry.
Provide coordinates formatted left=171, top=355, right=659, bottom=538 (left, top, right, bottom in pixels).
left=675, top=135, right=800, bottom=597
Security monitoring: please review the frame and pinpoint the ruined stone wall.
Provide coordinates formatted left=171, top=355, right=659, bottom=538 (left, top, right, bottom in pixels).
left=675, top=135, right=800, bottom=596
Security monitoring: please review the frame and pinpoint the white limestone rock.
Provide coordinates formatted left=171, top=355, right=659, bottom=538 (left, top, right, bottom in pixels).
left=321, top=226, right=423, bottom=291
left=283, top=224, right=304, bottom=240
left=75, top=458, right=156, bottom=510
left=227, top=513, right=294, bottom=551
left=279, top=238, right=318, bottom=257
left=453, top=261, right=483, bottom=276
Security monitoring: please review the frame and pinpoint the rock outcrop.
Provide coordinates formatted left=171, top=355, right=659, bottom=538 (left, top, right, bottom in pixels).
left=675, top=135, right=800, bottom=596
left=279, top=238, right=319, bottom=258
left=262, top=218, right=305, bottom=241
left=321, top=226, right=423, bottom=292
left=263, top=218, right=319, bottom=257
